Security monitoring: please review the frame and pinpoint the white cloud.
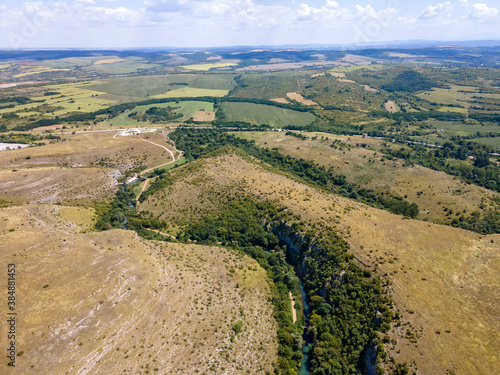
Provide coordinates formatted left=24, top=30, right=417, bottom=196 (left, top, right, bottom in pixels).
left=0, top=0, right=499, bottom=48
left=355, top=4, right=377, bottom=19
left=419, top=2, right=452, bottom=19
left=83, top=6, right=144, bottom=24
left=469, top=3, right=498, bottom=18
left=325, top=0, right=339, bottom=9
left=297, top=3, right=318, bottom=21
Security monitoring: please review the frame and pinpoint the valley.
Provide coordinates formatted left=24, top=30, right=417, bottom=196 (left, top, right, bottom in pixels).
left=1, top=44, right=499, bottom=375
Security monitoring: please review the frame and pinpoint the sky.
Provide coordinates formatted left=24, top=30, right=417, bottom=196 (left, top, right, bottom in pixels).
left=0, top=0, right=499, bottom=49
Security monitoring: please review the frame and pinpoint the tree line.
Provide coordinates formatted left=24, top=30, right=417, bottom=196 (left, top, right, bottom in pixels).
left=169, top=129, right=419, bottom=218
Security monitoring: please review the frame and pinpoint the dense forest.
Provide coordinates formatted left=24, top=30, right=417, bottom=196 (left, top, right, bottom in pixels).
left=382, top=70, right=435, bottom=93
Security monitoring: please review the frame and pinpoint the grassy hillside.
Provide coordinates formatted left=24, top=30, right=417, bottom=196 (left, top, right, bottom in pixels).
left=0, top=130, right=176, bottom=171
left=0, top=130, right=181, bottom=206
left=234, top=131, right=500, bottom=227
left=138, top=147, right=500, bottom=375
left=0, top=204, right=276, bottom=374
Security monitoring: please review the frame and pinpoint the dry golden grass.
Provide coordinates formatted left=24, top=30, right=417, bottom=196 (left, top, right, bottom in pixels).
left=363, top=85, right=379, bottom=93
left=141, top=151, right=500, bottom=375
left=0, top=131, right=182, bottom=205
left=192, top=110, right=215, bottom=122
left=94, top=58, right=127, bottom=65
left=234, top=131, right=499, bottom=224
left=270, top=98, right=291, bottom=104
left=0, top=204, right=277, bottom=374
left=180, top=62, right=238, bottom=71
left=151, top=87, right=229, bottom=98
left=12, top=66, right=71, bottom=78
left=0, top=167, right=117, bottom=204
left=286, top=92, right=318, bottom=106
left=0, top=131, right=176, bottom=173
left=385, top=100, right=398, bottom=113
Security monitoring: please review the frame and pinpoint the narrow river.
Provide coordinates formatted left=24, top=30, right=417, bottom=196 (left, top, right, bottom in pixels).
left=297, top=279, right=312, bottom=375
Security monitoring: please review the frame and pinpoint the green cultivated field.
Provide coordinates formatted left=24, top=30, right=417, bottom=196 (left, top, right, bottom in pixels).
left=0, top=80, right=115, bottom=118
left=429, top=120, right=500, bottom=137
left=473, top=137, right=500, bottom=148
left=330, top=64, right=385, bottom=73
left=155, top=157, right=187, bottom=171
left=43, top=56, right=159, bottom=74
left=85, top=74, right=235, bottom=100
left=416, top=84, right=500, bottom=109
left=181, top=62, right=238, bottom=70
left=189, top=74, right=236, bottom=90
left=152, top=87, right=228, bottom=98
left=110, top=101, right=214, bottom=126
left=221, top=102, right=315, bottom=127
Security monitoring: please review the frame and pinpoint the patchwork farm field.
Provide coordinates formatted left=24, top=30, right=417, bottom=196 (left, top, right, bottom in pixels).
left=43, top=56, right=160, bottom=74
left=12, top=66, right=72, bottom=78
left=85, top=74, right=235, bottom=99
left=0, top=80, right=114, bottom=118
left=330, top=64, right=385, bottom=73
left=181, top=62, right=239, bottom=70
left=417, top=84, right=500, bottom=111
left=0, top=73, right=235, bottom=124
left=152, top=87, right=229, bottom=98
left=221, top=102, right=315, bottom=127
left=428, top=120, right=500, bottom=138
left=0, top=130, right=177, bottom=173
left=473, top=137, right=500, bottom=148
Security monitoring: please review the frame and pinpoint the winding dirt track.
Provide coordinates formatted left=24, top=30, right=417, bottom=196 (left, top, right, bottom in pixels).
left=289, top=291, right=297, bottom=324
left=143, top=227, right=177, bottom=240
left=137, top=137, right=176, bottom=175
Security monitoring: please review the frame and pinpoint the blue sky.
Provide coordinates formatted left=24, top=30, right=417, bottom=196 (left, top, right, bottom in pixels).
left=0, top=0, right=499, bottom=48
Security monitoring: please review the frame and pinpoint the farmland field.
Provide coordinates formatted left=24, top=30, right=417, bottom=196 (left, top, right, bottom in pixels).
left=152, top=87, right=229, bottom=98
left=84, top=74, right=235, bottom=100
left=0, top=74, right=233, bottom=122
left=181, top=62, right=238, bottom=70
left=110, top=101, right=215, bottom=126
left=330, top=64, right=385, bottom=73
left=473, top=137, right=500, bottom=148
left=427, top=120, right=500, bottom=139
left=416, top=84, right=498, bottom=108
left=43, top=56, right=159, bottom=74
left=0, top=80, right=115, bottom=118
left=221, top=102, right=315, bottom=127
